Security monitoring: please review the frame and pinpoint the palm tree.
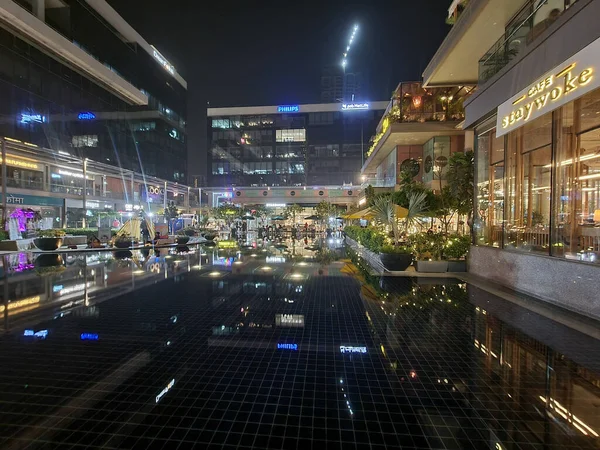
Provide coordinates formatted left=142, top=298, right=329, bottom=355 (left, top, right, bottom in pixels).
left=370, top=195, right=400, bottom=245
left=404, top=192, right=428, bottom=233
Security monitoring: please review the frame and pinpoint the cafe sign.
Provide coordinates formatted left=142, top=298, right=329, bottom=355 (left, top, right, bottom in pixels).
left=496, top=36, right=600, bottom=137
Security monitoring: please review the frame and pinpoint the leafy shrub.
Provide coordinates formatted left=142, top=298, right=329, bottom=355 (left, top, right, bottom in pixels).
left=409, top=232, right=447, bottom=261
left=380, top=244, right=412, bottom=255
left=344, top=226, right=385, bottom=253
left=444, top=234, right=471, bottom=260
left=37, top=229, right=66, bottom=238
left=63, top=228, right=117, bottom=239
left=0, top=229, right=8, bottom=241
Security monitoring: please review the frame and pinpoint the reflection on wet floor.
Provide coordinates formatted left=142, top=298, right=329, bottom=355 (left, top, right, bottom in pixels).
left=0, top=240, right=598, bottom=449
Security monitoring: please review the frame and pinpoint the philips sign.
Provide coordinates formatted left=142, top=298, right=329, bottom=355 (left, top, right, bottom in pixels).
left=277, top=105, right=300, bottom=113
left=342, top=103, right=369, bottom=111
left=78, top=112, right=96, bottom=120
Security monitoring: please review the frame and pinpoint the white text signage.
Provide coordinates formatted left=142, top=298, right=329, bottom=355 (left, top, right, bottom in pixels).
left=496, top=36, right=600, bottom=136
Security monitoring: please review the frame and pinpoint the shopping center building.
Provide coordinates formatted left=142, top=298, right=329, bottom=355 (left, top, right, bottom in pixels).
left=360, top=81, right=470, bottom=191
left=424, top=0, right=600, bottom=317
left=0, top=0, right=187, bottom=183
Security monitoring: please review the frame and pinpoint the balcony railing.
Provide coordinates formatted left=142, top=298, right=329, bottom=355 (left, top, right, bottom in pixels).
left=361, top=177, right=396, bottom=188
left=478, top=0, right=579, bottom=83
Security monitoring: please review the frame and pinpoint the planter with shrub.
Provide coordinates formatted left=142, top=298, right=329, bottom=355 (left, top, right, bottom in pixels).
left=114, top=234, right=133, bottom=249
left=34, top=229, right=66, bottom=251
left=175, top=230, right=190, bottom=245
left=379, top=245, right=413, bottom=271
left=444, top=235, right=471, bottom=272
left=410, top=232, right=448, bottom=273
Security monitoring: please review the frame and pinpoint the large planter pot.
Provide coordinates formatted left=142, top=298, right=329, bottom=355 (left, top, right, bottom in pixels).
left=416, top=260, right=448, bottom=273
left=447, top=260, right=467, bottom=272
left=202, top=233, right=217, bottom=241
left=33, top=237, right=63, bottom=251
left=379, top=252, right=412, bottom=271
left=176, top=236, right=190, bottom=245
left=114, top=239, right=132, bottom=249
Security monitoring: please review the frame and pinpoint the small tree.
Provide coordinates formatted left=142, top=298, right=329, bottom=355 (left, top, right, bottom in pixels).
left=285, top=204, right=304, bottom=225
left=163, top=201, right=179, bottom=233
left=447, top=150, right=474, bottom=234
left=404, top=191, right=429, bottom=233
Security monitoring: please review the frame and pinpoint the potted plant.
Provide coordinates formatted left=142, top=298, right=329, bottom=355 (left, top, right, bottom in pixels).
left=369, top=195, right=415, bottom=271
left=444, top=235, right=471, bottom=272
left=34, top=229, right=66, bottom=251
left=379, top=244, right=413, bottom=271
left=411, top=232, right=448, bottom=273
left=114, top=233, right=133, bottom=249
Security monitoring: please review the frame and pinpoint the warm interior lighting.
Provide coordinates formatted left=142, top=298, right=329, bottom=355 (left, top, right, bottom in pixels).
left=0, top=296, right=41, bottom=313
left=594, top=209, right=600, bottom=222
left=544, top=153, right=600, bottom=168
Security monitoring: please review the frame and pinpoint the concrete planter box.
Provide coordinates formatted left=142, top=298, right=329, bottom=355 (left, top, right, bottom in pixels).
left=416, top=260, right=448, bottom=273
left=447, top=260, right=467, bottom=272
left=380, top=253, right=413, bottom=271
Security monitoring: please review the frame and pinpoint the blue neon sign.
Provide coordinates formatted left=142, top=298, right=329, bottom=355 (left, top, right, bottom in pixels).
left=277, top=343, right=298, bottom=350
left=78, top=112, right=96, bottom=120
left=81, top=333, right=99, bottom=341
left=277, top=105, right=300, bottom=113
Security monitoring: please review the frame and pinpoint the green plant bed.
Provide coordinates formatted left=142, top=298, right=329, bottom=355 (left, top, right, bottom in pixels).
left=63, top=228, right=117, bottom=239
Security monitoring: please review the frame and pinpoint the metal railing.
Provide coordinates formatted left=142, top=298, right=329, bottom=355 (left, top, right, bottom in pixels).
left=478, top=0, right=578, bottom=83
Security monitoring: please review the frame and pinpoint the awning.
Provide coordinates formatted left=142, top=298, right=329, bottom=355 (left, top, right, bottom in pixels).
left=344, top=205, right=408, bottom=220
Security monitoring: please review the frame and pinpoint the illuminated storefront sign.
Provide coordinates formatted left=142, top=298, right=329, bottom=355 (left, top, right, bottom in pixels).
left=340, top=346, right=367, bottom=353
left=266, top=256, right=286, bottom=263
left=497, top=35, right=600, bottom=136
left=78, top=112, right=96, bottom=120
left=266, top=203, right=286, bottom=207
left=152, top=48, right=175, bottom=75
left=277, top=343, right=298, bottom=350
left=19, top=112, right=46, bottom=124
left=155, top=378, right=175, bottom=403
left=342, top=103, right=369, bottom=111
left=147, top=186, right=165, bottom=195
left=0, top=194, right=63, bottom=207
left=277, top=105, right=300, bottom=113
left=0, top=156, right=39, bottom=170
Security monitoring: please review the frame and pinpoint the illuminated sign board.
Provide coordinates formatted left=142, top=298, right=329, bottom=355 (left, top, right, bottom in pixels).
left=277, top=105, right=300, bottom=113
left=342, top=103, right=369, bottom=111
left=266, top=203, right=286, bottom=207
left=152, top=49, right=175, bottom=75
left=497, top=35, right=600, bottom=137
left=78, top=112, right=96, bottom=120
left=0, top=157, right=39, bottom=170
left=340, top=346, right=367, bottom=353
left=155, top=378, right=175, bottom=403
left=266, top=256, right=286, bottom=264
left=277, top=343, right=298, bottom=350
left=19, top=113, right=46, bottom=124
left=80, top=333, right=99, bottom=340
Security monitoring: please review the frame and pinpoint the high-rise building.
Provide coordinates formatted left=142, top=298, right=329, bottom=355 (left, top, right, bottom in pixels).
left=423, top=0, right=600, bottom=316
left=0, top=0, right=187, bottom=183
left=320, top=65, right=365, bottom=103
left=206, top=101, right=387, bottom=188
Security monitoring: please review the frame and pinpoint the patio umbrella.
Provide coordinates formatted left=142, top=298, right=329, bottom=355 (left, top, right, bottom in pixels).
left=241, top=215, right=255, bottom=220
left=304, top=215, right=319, bottom=220
left=271, top=215, right=286, bottom=221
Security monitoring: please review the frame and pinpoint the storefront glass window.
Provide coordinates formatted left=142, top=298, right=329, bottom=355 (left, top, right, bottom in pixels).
left=504, top=115, right=552, bottom=253
left=475, top=125, right=505, bottom=247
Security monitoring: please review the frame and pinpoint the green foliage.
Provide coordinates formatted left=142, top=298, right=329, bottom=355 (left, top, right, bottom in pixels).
left=37, top=229, right=66, bottom=238
left=163, top=201, right=179, bottom=221
left=410, top=232, right=447, bottom=261
left=212, top=203, right=239, bottom=223
left=444, top=234, right=471, bottom=259
left=315, top=201, right=338, bottom=220
left=62, top=228, right=117, bottom=239
left=447, top=151, right=474, bottom=217
left=344, top=225, right=385, bottom=253
left=380, top=244, right=412, bottom=255
left=177, top=226, right=197, bottom=236
left=404, top=191, right=429, bottom=232
left=316, top=248, right=336, bottom=266
left=0, top=229, right=8, bottom=240
left=370, top=195, right=400, bottom=244
left=285, top=204, right=304, bottom=222
left=364, top=185, right=376, bottom=206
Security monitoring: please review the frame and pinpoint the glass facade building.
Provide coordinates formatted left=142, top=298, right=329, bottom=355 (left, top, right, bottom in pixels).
left=0, top=0, right=187, bottom=182
left=207, top=102, right=387, bottom=187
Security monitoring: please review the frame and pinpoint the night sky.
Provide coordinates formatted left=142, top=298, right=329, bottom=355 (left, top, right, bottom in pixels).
left=109, top=0, right=451, bottom=106
left=108, top=0, right=451, bottom=178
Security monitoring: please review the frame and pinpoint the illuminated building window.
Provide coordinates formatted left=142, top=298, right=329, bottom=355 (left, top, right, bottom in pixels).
left=276, top=129, right=306, bottom=143
left=71, top=135, right=98, bottom=148
left=132, top=122, right=156, bottom=132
